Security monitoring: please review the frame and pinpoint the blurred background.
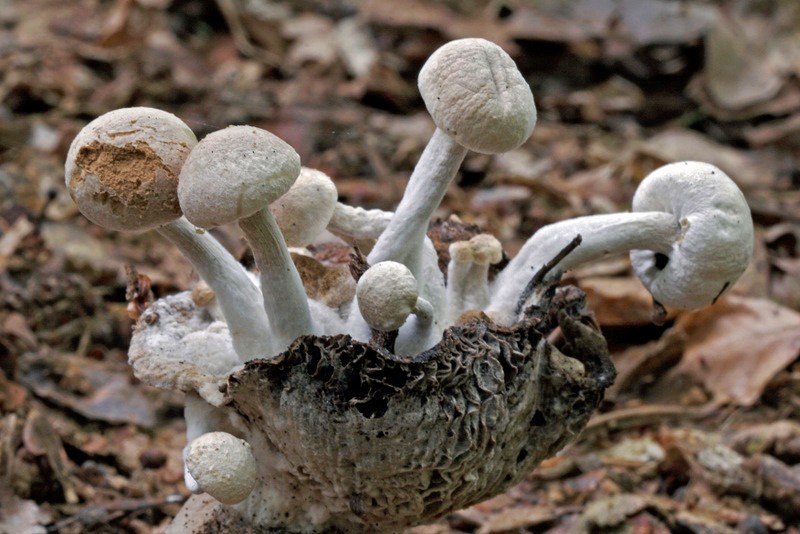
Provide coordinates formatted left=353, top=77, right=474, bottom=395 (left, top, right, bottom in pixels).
left=1, top=0, right=800, bottom=532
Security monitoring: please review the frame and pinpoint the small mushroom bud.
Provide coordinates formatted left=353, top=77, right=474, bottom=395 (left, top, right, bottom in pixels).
left=184, top=431, right=257, bottom=505
left=178, top=125, right=316, bottom=353
left=64, top=107, right=269, bottom=362
left=488, top=161, right=754, bottom=324
left=271, top=167, right=338, bottom=248
left=356, top=261, right=433, bottom=333
left=444, top=233, right=503, bottom=325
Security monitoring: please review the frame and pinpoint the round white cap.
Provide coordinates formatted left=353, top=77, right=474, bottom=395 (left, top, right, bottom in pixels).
left=631, top=161, right=754, bottom=309
left=178, top=125, right=301, bottom=228
left=64, top=107, right=197, bottom=232
left=271, top=167, right=338, bottom=247
left=184, top=431, right=257, bottom=505
left=356, top=261, right=419, bottom=332
left=418, top=38, right=536, bottom=154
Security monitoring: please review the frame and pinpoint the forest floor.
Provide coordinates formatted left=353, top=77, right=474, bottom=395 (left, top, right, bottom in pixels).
left=2, top=0, right=800, bottom=532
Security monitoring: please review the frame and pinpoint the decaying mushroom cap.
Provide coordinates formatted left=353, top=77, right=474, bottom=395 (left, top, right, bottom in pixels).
left=225, top=299, right=613, bottom=531
left=418, top=38, right=536, bottom=155
left=128, top=291, right=235, bottom=407
left=65, top=107, right=197, bottom=232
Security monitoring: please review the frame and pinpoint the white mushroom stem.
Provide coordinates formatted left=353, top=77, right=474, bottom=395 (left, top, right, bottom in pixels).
left=368, top=128, right=468, bottom=275
left=239, top=208, right=317, bottom=350
left=488, top=212, right=678, bottom=324
left=444, top=234, right=503, bottom=326
left=158, top=218, right=272, bottom=360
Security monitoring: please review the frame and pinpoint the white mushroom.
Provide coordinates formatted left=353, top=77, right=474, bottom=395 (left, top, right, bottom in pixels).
left=488, top=161, right=754, bottom=324
left=444, top=234, right=503, bottom=325
left=356, top=261, right=433, bottom=333
left=178, top=125, right=315, bottom=353
left=367, top=38, right=536, bottom=277
left=184, top=431, right=257, bottom=505
left=271, top=167, right=338, bottom=247
left=64, top=107, right=269, bottom=362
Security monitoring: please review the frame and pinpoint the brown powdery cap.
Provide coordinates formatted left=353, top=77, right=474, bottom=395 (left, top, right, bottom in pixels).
left=64, top=107, right=197, bottom=232
left=178, top=125, right=301, bottom=229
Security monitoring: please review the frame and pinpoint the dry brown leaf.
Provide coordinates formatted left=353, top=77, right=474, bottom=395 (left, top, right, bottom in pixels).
left=475, top=505, right=556, bottom=534
left=669, top=296, right=800, bottom=406
left=0, top=487, right=51, bottom=534
left=635, top=129, right=775, bottom=190
left=580, top=276, right=666, bottom=327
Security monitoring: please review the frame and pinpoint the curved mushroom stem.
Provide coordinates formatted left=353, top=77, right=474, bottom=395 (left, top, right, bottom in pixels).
left=239, top=208, right=316, bottom=352
left=395, top=296, right=435, bottom=356
left=368, top=128, right=467, bottom=275
left=487, top=211, right=679, bottom=325
left=158, top=217, right=272, bottom=361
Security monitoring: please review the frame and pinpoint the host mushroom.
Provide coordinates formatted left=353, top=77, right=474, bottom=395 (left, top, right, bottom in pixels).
left=178, top=125, right=316, bottom=353
left=184, top=431, right=257, bottom=505
left=64, top=107, right=270, bottom=362
left=488, top=161, right=754, bottom=324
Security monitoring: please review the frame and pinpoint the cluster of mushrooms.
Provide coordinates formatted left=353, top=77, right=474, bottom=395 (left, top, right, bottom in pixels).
left=65, top=38, right=754, bottom=533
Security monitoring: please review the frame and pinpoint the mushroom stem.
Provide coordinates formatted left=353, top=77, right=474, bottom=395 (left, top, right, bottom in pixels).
left=368, top=128, right=468, bottom=274
left=239, top=208, right=316, bottom=350
left=488, top=211, right=679, bottom=324
left=444, top=234, right=503, bottom=326
left=158, top=217, right=272, bottom=360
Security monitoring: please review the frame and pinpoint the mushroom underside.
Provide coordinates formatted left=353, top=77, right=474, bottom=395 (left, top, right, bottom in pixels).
left=222, top=291, right=613, bottom=531
left=130, top=285, right=614, bottom=533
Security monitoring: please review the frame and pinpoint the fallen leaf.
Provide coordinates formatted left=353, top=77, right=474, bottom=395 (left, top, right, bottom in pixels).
left=0, top=487, right=51, bottom=534
left=475, top=505, right=557, bottom=534
left=669, top=296, right=800, bottom=405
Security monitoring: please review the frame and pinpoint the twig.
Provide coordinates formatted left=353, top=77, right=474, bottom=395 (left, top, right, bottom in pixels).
left=514, top=234, right=582, bottom=316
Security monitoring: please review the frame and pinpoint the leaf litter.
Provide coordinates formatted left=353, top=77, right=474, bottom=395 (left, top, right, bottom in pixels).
left=2, top=0, right=800, bottom=532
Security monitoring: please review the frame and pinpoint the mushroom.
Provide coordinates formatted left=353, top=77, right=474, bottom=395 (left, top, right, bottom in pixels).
left=367, top=38, right=536, bottom=277
left=271, top=166, right=338, bottom=248
left=177, top=125, right=315, bottom=352
left=487, top=161, right=754, bottom=324
left=444, top=233, right=503, bottom=325
left=356, top=261, right=433, bottom=333
left=64, top=107, right=269, bottom=362
left=184, top=431, right=257, bottom=505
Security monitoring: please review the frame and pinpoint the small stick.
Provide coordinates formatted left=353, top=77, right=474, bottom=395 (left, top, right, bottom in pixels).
left=514, top=234, right=583, bottom=316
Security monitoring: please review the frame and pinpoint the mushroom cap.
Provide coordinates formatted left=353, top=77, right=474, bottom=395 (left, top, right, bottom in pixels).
left=178, top=125, right=301, bottom=228
left=418, top=38, right=536, bottom=155
left=356, top=261, right=418, bottom=332
left=630, top=161, right=754, bottom=309
left=449, top=233, right=503, bottom=265
left=185, top=431, right=257, bottom=505
left=271, top=167, right=338, bottom=247
left=64, top=107, right=197, bottom=232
